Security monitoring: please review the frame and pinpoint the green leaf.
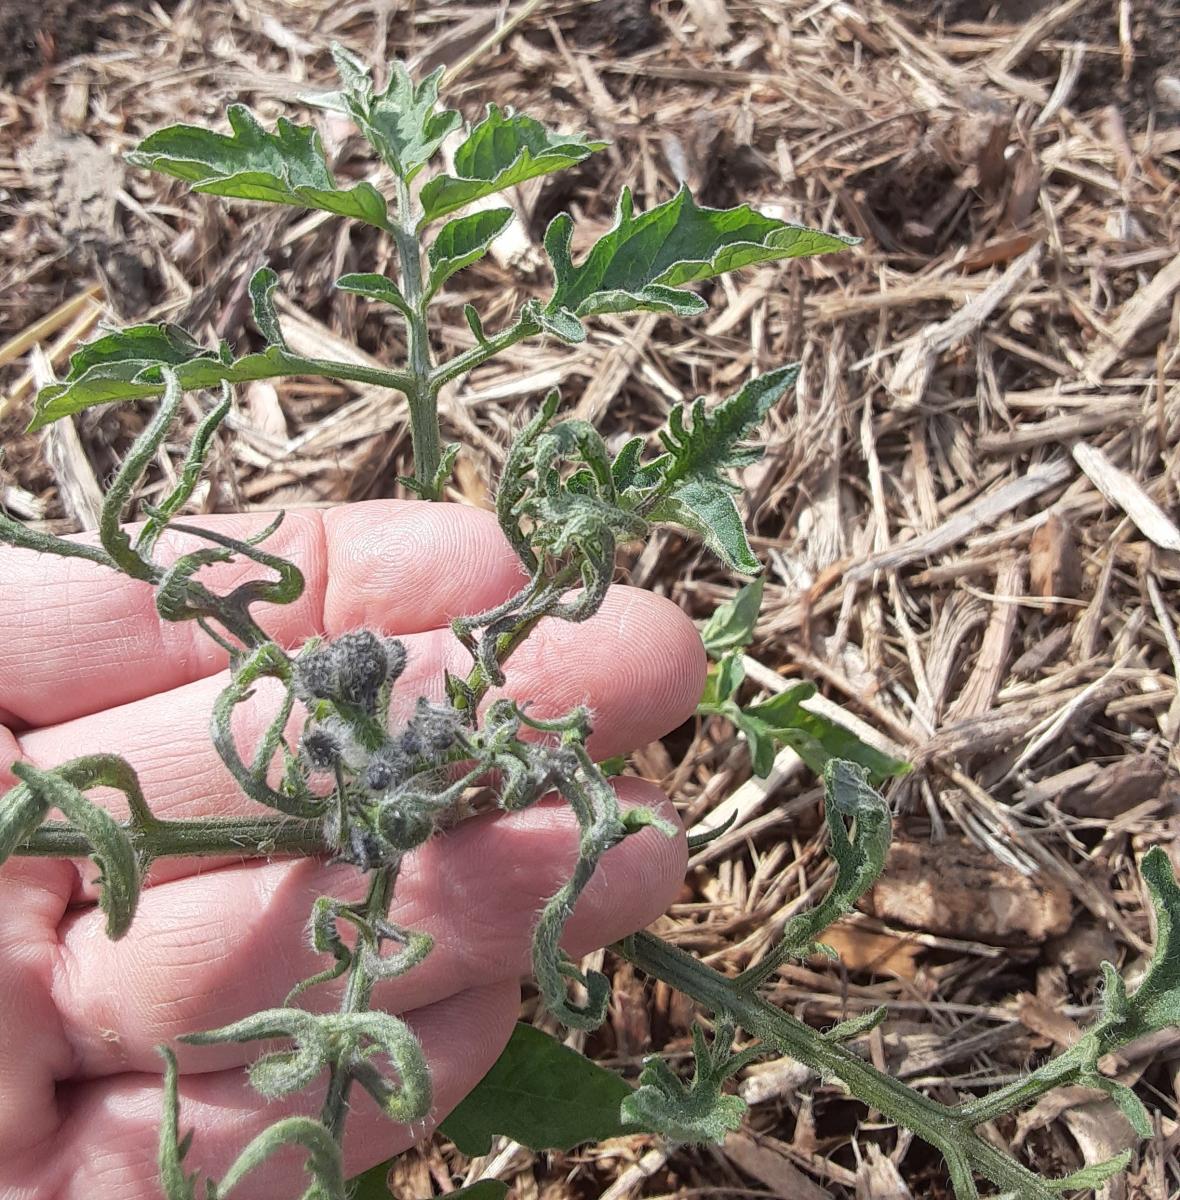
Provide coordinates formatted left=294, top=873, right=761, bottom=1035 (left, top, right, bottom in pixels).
left=744, top=684, right=910, bottom=787
left=699, top=651, right=746, bottom=710
left=426, top=208, right=515, bottom=297
left=419, top=104, right=607, bottom=224
left=1046, top=1151, right=1133, bottom=1194
left=439, top=1022, right=637, bottom=1155
left=127, top=104, right=390, bottom=229
left=543, top=185, right=857, bottom=321
left=646, top=365, right=800, bottom=573
left=248, top=266, right=285, bottom=347
left=29, top=324, right=300, bottom=428
left=738, top=762, right=891, bottom=986
left=335, top=272, right=411, bottom=318
left=700, top=577, right=764, bottom=658
left=822, top=1005, right=888, bottom=1043
left=326, top=46, right=460, bottom=181
left=620, top=1020, right=757, bottom=1145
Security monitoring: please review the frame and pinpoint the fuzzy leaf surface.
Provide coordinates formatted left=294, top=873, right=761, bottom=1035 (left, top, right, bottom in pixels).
left=128, top=105, right=390, bottom=228
left=420, top=105, right=607, bottom=223
left=542, top=185, right=856, bottom=322
left=426, top=208, right=515, bottom=296
left=439, top=1022, right=637, bottom=1155
left=323, top=48, right=460, bottom=180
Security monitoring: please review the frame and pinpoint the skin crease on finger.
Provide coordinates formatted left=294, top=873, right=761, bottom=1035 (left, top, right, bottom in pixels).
left=0, top=501, right=705, bottom=1200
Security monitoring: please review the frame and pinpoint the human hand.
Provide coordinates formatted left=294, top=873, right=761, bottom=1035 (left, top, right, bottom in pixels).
left=0, top=499, right=704, bottom=1200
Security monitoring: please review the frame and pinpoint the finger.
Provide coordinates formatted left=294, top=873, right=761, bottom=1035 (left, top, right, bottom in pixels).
left=0, top=857, right=76, bottom=1159
left=17, top=583, right=704, bottom=871
left=1, top=501, right=526, bottom=728
left=52, top=780, right=684, bottom=1079
left=33, top=982, right=521, bottom=1200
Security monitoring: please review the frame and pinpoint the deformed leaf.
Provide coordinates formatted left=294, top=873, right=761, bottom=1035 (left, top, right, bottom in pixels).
left=439, top=1022, right=637, bottom=1155
left=646, top=365, right=800, bottom=572
left=326, top=46, right=460, bottom=181
left=420, top=104, right=608, bottom=224
left=620, top=1020, right=758, bottom=1146
left=426, top=208, right=515, bottom=297
left=248, top=266, right=285, bottom=347
left=700, top=577, right=764, bottom=658
left=128, top=104, right=391, bottom=229
left=739, top=761, right=891, bottom=983
left=542, top=185, right=857, bottom=323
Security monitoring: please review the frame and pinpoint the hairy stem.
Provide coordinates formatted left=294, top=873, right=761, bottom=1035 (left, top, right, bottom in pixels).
left=393, top=177, right=442, bottom=497
left=14, top=816, right=327, bottom=859
left=320, top=865, right=398, bottom=1141
left=430, top=315, right=538, bottom=391
left=618, top=931, right=1057, bottom=1200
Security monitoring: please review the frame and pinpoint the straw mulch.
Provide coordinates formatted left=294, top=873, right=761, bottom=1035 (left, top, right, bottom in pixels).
left=2, top=0, right=1179, bottom=1196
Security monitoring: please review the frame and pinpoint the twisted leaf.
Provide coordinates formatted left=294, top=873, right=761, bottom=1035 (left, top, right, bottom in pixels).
left=736, top=761, right=890, bottom=989
left=420, top=105, right=607, bottom=224
left=182, top=1009, right=332, bottom=1099
left=11, top=761, right=141, bottom=939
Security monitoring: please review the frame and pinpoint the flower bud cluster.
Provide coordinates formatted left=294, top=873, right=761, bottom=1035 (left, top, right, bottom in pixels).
left=292, top=634, right=479, bottom=867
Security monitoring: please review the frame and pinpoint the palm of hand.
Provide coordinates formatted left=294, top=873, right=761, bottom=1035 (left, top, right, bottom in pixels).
left=0, top=500, right=702, bottom=1200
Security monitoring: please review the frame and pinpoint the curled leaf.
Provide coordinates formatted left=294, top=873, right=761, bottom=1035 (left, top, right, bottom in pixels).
left=11, top=761, right=141, bottom=939
left=621, top=1020, right=760, bottom=1145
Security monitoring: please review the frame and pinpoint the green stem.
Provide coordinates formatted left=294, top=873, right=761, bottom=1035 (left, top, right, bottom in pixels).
left=283, top=353, right=415, bottom=396
left=430, top=316, right=537, bottom=391
left=955, top=1048, right=1085, bottom=1125
left=458, top=563, right=581, bottom=711
left=13, top=817, right=327, bottom=859
left=393, top=177, right=442, bottom=497
left=320, top=865, right=398, bottom=1141
left=618, top=931, right=1056, bottom=1200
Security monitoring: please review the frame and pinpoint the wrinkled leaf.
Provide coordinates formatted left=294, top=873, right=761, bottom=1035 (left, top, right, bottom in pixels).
left=325, top=46, right=460, bottom=181
left=646, top=365, right=799, bottom=572
left=621, top=1020, right=757, bottom=1145
left=440, top=1022, right=637, bottom=1155
left=420, top=104, right=607, bottom=224
left=128, top=104, right=390, bottom=229
left=543, top=185, right=856, bottom=323
left=426, top=208, right=515, bottom=297
left=701, top=577, right=764, bottom=658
